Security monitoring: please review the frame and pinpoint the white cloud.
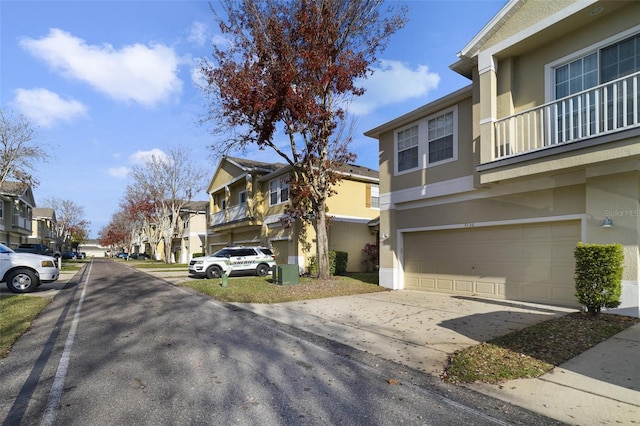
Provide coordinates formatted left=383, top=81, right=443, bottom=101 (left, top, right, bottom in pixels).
left=107, top=167, right=130, bottom=178
left=129, top=148, right=167, bottom=165
left=108, top=148, right=167, bottom=179
left=348, top=60, right=440, bottom=116
left=20, top=28, right=182, bottom=107
left=12, top=88, right=87, bottom=127
left=188, top=22, right=207, bottom=47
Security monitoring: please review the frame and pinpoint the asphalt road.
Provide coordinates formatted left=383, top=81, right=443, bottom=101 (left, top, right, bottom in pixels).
left=0, top=259, right=559, bottom=425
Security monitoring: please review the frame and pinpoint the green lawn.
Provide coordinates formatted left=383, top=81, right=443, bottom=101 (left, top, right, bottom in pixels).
left=178, top=272, right=384, bottom=303
left=0, top=296, right=51, bottom=358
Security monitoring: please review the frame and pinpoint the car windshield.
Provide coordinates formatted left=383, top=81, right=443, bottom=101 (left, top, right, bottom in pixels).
left=0, top=243, right=15, bottom=254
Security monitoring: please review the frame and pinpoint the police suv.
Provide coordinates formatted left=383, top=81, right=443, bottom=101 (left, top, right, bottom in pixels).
left=188, top=246, right=276, bottom=279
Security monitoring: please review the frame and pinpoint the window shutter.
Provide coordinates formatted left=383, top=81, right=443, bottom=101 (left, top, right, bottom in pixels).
left=365, top=184, right=371, bottom=208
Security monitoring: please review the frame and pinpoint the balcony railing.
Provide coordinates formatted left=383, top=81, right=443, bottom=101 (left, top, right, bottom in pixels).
left=210, top=203, right=248, bottom=226
left=493, top=71, right=640, bottom=161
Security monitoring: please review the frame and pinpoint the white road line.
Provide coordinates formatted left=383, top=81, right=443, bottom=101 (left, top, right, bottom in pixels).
left=40, top=261, right=92, bottom=426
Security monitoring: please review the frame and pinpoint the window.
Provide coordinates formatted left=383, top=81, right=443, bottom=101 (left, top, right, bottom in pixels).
left=239, top=191, right=247, bottom=204
left=552, top=30, right=640, bottom=138
left=427, top=111, right=455, bottom=164
left=396, top=125, right=419, bottom=172
left=370, top=184, right=379, bottom=209
left=394, top=106, right=458, bottom=174
left=269, top=177, right=289, bottom=206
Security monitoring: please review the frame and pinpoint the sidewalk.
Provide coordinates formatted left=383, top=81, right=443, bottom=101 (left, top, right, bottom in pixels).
left=232, top=291, right=640, bottom=425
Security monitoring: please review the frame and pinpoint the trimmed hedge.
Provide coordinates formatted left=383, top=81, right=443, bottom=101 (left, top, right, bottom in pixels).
left=574, top=243, right=623, bottom=315
left=308, top=250, right=348, bottom=276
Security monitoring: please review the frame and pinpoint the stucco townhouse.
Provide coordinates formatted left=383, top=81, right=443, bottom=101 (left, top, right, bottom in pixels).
left=206, top=156, right=380, bottom=273
left=0, top=181, right=35, bottom=248
left=365, top=0, right=640, bottom=317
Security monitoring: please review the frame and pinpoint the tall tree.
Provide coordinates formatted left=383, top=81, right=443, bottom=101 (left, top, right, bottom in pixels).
left=0, top=108, right=49, bottom=188
left=41, top=197, right=90, bottom=251
left=200, top=0, right=406, bottom=279
left=129, top=146, right=206, bottom=263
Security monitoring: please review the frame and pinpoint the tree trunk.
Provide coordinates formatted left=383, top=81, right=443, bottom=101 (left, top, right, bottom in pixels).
left=316, top=206, right=331, bottom=280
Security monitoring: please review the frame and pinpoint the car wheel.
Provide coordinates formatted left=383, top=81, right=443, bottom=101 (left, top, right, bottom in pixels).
left=256, top=264, right=269, bottom=276
left=205, top=265, right=223, bottom=279
left=7, top=269, right=39, bottom=293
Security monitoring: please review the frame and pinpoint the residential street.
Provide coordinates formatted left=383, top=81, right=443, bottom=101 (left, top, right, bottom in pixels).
left=0, top=259, right=557, bottom=425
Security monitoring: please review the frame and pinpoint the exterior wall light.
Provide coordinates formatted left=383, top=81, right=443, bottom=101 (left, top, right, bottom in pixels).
left=601, top=217, right=613, bottom=228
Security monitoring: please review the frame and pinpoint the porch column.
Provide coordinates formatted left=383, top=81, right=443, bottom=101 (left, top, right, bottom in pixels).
left=478, top=52, right=498, bottom=165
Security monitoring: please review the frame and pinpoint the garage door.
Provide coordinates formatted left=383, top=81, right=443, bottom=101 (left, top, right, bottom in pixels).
left=403, top=221, right=580, bottom=306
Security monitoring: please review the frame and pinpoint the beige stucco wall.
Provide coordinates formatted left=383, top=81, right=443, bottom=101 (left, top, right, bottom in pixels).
left=378, top=96, right=475, bottom=194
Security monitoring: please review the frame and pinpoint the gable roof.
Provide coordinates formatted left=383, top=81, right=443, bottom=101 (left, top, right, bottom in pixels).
left=226, top=156, right=286, bottom=173
left=33, top=207, right=56, bottom=221
left=0, top=181, right=36, bottom=206
left=449, top=0, right=620, bottom=78
left=180, top=200, right=208, bottom=213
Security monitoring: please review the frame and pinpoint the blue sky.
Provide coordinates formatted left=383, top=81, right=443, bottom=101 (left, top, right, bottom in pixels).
left=0, top=0, right=506, bottom=238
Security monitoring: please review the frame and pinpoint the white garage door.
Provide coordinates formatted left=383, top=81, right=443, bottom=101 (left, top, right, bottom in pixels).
left=403, top=221, right=580, bottom=306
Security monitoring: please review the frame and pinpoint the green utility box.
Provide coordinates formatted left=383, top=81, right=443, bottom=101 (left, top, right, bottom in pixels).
left=273, top=264, right=299, bottom=286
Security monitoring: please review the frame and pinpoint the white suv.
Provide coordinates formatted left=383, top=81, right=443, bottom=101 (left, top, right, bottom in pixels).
left=188, top=246, right=275, bottom=279
left=0, top=243, right=59, bottom=293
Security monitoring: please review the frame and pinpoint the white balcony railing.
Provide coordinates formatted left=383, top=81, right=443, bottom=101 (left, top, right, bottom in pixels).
left=210, top=203, right=248, bottom=226
left=493, top=71, right=640, bottom=161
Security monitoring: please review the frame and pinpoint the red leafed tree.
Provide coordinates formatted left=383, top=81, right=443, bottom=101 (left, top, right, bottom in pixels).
left=200, top=0, right=406, bottom=279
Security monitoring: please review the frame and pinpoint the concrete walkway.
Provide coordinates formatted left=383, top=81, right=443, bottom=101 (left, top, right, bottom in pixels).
left=233, top=291, right=640, bottom=425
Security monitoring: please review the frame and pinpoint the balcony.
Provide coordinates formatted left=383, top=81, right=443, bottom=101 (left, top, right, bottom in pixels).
left=493, top=71, right=640, bottom=161
left=210, top=203, right=249, bottom=227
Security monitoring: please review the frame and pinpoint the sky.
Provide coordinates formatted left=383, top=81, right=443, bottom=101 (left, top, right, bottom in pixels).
left=0, top=0, right=507, bottom=238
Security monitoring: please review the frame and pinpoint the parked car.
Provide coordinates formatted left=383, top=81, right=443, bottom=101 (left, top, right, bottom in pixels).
left=14, top=243, right=54, bottom=256
left=129, top=253, right=150, bottom=260
left=61, top=251, right=77, bottom=260
left=115, top=252, right=129, bottom=259
left=188, top=246, right=275, bottom=279
left=0, top=243, right=59, bottom=293
left=75, top=252, right=86, bottom=259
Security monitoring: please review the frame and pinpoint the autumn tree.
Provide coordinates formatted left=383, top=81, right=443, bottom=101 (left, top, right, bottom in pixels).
left=41, top=197, right=90, bottom=251
left=128, top=146, right=206, bottom=263
left=200, top=0, right=406, bottom=279
left=98, top=210, right=133, bottom=255
left=120, top=185, right=162, bottom=259
left=0, top=108, right=50, bottom=188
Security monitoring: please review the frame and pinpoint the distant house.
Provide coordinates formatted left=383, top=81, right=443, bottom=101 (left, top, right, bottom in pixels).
left=172, top=200, right=209, bottom=263
left=206, top=156, right=380, bottom=273
left=0, top=181, right=35, bottom=248
left=78, top=239, right=110, bottom=258
left=365, top=0, right=640, bottom=317
left=29, top=207, right=57, bottom=251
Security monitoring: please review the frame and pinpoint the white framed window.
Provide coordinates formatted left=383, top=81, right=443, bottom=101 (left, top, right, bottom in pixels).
left=239, top=190, right=247, bottom=204
left=547, top=27, right=640, bottom=138
left=394, top=106, right=458, bottom=174
left=427, top=108, right=457, bottom=165
left=396, top=124, right=419, bottom=173
left=370, top=184, right=379, bottom=209
left=269, top=177, right=289, bottom=206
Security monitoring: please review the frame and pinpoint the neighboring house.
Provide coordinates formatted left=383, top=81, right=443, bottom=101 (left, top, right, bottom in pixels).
left=0, top=181, right=35, bottom=248
left=79, top=239, right=110, bottom=258
left=207, top=156, right=380, bottom=273
left=29, top=207, right=57, bottom=250
left=172, top=200, right=209, bottom=263
left=365, top=0, right=640, bottom=317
